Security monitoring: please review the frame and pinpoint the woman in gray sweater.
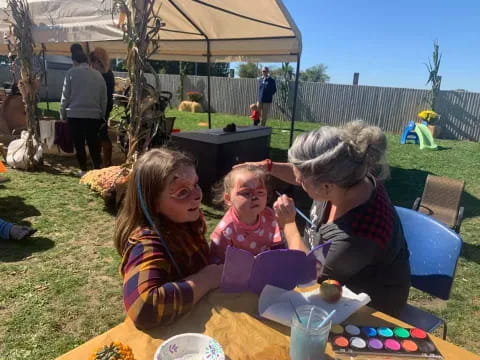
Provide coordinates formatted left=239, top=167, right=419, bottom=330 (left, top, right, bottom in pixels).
left=60, top=44, right=107, bottom=173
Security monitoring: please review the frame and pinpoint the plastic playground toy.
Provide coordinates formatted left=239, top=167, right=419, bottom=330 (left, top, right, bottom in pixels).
left=400, top=121, right=438, bottom=150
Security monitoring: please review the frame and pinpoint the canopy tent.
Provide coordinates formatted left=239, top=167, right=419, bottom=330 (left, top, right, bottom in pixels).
left=0, top=0, right=302, bottom=143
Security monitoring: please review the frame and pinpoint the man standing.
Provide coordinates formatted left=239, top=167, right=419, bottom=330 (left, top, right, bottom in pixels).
left=257, top=66, right=277, bottom=126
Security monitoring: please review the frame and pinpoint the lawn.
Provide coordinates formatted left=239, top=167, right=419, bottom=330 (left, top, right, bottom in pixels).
left=0, top=103, right=479, bottom=359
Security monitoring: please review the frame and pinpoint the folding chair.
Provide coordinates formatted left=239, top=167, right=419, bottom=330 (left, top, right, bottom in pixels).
left=395, top=206, right=463, bottom=340
left=412, top=175, right=465, bottom=233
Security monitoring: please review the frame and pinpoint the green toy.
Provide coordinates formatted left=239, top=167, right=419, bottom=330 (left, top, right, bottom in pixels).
left=413, top=123, right=438, bottom=150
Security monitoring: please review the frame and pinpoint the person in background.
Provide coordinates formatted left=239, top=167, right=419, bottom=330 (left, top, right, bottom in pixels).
left=60, top=43, right=107, bottom=175
left=89, top=47, right=114, bottom=167
left=257, top=66, right=277, bottom=126
left=249, top=103, right=261, bottom=126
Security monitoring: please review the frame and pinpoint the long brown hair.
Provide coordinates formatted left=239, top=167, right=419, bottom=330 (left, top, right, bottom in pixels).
left=114, top=148, right=196, bottom=255
left=89, top=47, right=110, bottom=73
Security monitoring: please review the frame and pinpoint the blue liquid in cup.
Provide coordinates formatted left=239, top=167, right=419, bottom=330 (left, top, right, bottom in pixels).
left=290, top=305, right=331, bottom=360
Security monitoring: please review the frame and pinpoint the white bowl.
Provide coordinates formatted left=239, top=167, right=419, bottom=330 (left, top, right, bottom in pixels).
left=154, top=333, right=225, bottom=360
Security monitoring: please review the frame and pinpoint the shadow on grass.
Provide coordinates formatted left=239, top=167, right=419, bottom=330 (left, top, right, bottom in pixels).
left=40, top=153, right=79, bottom=178
left=386, top=166, right=480, bottom=220
left=461, top=242, right=480, bottom=265
left=0, top=236, right=55, bottom=262
left=0, top=196, right=41, bottom=225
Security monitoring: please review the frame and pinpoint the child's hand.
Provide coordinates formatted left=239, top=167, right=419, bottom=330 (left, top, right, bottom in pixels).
left=273, top=194, right=297, bottom=227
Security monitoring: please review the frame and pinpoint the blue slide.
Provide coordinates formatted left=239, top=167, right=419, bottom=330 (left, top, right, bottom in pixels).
left=400, top=121, right=419, bottom=145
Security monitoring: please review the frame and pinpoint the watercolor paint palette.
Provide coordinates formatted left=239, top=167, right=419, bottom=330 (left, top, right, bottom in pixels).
left=329, top=324, right=444, bottom=359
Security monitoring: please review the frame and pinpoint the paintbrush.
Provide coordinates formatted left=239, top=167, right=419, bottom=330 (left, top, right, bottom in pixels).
left=275, top=191, right=313, bottom=226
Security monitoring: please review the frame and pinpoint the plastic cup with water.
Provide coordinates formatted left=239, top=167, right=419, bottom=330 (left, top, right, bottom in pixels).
left=290, top=305, right=332, bottom=360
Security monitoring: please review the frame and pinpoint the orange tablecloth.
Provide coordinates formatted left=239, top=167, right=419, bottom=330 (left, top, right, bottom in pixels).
left=57, top=290, right=479, bottom=360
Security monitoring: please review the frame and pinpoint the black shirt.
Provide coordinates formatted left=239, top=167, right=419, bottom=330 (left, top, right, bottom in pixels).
left=102, top=70, right=115, bottom=120
left=306, top=176, right=411, bottom=317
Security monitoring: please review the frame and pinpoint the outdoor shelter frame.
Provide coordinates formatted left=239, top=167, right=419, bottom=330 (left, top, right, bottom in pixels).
left=1, top=0, right=302, bottom=143
left=166, top=0, right=301, bottom=143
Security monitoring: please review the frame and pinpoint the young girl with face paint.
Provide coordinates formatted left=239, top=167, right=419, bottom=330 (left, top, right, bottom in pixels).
left=114, top=148, right=222, bottom=329
left=210, top=166, right=284, bottom=263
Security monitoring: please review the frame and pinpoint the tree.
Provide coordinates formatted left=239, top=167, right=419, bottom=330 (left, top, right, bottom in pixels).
left=300, top=64, right=330, bottom=83
left=148, top=61, right=230, bottom=77
left=276, top=62, right=293, bottom=121
left=270, top=63, right=294, bottom=79
left=238, top=62, right=259, bottom=78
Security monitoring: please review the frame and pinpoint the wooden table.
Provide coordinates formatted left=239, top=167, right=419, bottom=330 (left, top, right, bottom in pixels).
left=57, top=290, right=479, bottom=360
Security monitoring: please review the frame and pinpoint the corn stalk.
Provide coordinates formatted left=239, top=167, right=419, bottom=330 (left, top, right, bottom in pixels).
left=112, top=0, right=165, bottom=165
left=425, top=40, right=442, bottom=112
left=277, top=62, right=292, bottom=121
left=5, top=0, right=41, bottom=170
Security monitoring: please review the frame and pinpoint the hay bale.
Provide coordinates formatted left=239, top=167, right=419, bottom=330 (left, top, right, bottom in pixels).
left=178, top=101, right=203, bottom=113
left=178, top=100, right=192, bottom=112
left=191, top=101, right=203, bottom=113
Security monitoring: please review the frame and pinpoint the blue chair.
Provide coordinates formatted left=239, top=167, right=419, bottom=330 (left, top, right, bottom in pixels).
left=395, top=206, right=463, bottom=340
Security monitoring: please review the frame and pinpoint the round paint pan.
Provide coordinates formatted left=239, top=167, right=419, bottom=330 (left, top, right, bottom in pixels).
left=330, top=324, right=344, bottom=335
left=401, top=339, right=419, bottom=352
left=350, top=337, right=367, bottom=350
left=345, top=324, right=361, bottom=336
left=333, top=336, right=349, bottom=348
left=384, top=339, right=401, bottom=352
left=377, top=327, right=394, bottom=338
left=393, top=327, right=410, bottom=339
left=368, top=338, right=384, bottom=351
left=418, top=341, right=436, bottom=353
left=410, top=328, right=427, bottom=340
left=361, top=326, right=377, bottom=337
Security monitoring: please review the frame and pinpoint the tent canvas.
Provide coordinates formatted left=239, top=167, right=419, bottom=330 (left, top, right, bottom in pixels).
left=0, top=0, right=302, bottom=140
left=0, top=0, right=301, bottom=62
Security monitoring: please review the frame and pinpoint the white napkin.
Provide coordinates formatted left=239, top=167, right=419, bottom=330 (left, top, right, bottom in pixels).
left=258, top=284, right=371, bottom=327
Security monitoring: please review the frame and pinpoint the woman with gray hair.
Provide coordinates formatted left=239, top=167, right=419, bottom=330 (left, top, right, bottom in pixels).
left=237, top=120, right=410, bottom=317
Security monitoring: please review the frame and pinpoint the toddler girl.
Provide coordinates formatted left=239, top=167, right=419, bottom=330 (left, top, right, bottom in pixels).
left=210, top=166, right=283, bottom=263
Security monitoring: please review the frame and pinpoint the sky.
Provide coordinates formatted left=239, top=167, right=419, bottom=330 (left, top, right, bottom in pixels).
left=256, top=0, right=480, bottom=92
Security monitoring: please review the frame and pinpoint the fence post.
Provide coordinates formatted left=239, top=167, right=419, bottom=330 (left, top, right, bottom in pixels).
left=353, top=72, right=359, bottom=86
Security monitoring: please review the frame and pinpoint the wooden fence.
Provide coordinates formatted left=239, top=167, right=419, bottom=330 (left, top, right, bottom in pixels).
left=2, top=66, right=478, bottom=141
left=130, top=73, right=479, bottom=141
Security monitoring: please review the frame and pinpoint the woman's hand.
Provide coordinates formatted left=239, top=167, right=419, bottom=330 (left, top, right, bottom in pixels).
left=273, top=194, right=297, bottom=227
left=232, top=159, right=270, bottom=171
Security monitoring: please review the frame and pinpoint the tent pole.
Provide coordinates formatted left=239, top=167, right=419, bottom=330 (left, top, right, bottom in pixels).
left=168, top=0, right=211, bottom=127
left=207, top=40, right=212, bottom=129
left=41, top=44, right=49, bottom=112
left=290, top=54, right=301, bottom=146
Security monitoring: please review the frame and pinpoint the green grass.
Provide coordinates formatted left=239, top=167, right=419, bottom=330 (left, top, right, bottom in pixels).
left=0, top=103, right=478, bottom=358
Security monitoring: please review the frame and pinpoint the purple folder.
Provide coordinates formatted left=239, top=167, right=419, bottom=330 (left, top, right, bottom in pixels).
left=221, top=240, right=332, bottom=294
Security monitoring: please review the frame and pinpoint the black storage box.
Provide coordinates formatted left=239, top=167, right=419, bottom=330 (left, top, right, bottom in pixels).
left=170, top=126, right=272, bottom=197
